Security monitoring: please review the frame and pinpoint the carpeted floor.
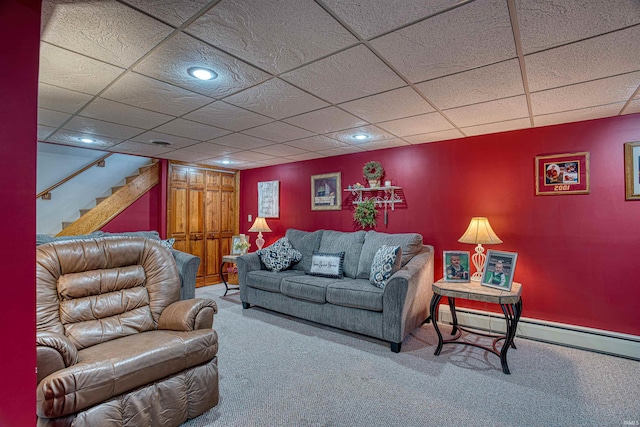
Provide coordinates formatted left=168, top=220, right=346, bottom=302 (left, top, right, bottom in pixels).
left=182, top=284, right=640, bottom=427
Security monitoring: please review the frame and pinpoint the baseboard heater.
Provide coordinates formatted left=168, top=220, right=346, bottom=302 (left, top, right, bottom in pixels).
left=437, top=305, right=640, bottom=361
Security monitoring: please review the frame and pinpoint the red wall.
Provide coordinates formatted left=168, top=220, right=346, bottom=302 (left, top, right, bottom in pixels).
left=101, top=185, right=162, bottom=233
left=240, top=114, right=640, bottom=336
left=0, top=0, right=40, bottom=424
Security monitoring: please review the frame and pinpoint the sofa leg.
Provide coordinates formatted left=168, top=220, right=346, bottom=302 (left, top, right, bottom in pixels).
left=242, top=302, right=251, bottom=309
left=390, top=342, right=402, bottom=353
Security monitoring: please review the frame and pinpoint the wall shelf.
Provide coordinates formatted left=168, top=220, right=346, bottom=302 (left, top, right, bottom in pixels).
left=344, top=186, right=403, bottom=211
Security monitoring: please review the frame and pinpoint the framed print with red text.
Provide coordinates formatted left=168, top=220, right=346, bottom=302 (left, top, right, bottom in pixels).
left=535, top=152, right=590, bottom=195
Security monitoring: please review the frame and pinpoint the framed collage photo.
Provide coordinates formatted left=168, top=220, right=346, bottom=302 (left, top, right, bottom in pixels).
left=624, top=142, right=640, bottom=200
left=481, top=250, right=518, bottom=292
left=535, top=152, right=590, bottom=195
left=311, top=172, right=341, bottom=211
left=443, top=251, right=470, bottom=283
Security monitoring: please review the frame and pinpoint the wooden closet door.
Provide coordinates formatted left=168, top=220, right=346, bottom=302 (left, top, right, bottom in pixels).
left=220, top=173, right=236, bottom=256
left=204, top=171, right=221, bottom=285
left=187, top=169, right=206, bottom=281
left=168, top=166, right=189, bottom=253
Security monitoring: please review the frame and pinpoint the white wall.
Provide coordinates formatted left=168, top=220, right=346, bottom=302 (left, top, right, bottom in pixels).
left=37, top=143, right=151, bottom=235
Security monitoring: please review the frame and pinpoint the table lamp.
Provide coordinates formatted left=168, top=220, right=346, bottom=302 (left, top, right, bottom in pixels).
left=458, top=217, right=503, bottom=281
left=248, top=217, right=272, bottom=250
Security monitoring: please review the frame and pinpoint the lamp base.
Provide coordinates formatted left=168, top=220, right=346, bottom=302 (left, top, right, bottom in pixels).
left=471, top=244, right=486, bottom=281
left=255, top=232, right=265, bottom=250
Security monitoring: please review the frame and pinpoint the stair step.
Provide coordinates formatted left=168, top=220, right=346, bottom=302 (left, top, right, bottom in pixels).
left=125, top=175, right=138, bottom=184
left=111, top=185, right=124, bottom=193
left=61, top=221, right=73, bottom=229
left=79, top=209, right=91, bottom=217
left=96, top=196, right=109, bottom=205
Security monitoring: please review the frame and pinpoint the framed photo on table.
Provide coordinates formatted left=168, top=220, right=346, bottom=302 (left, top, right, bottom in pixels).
left=624, top=142, right=640, bottom=200
left=230, top=234, right=249, bottom=255
left=311, top=172, right=341, bottom=211
left=443, top=251, right=470, bottom=283
left=535, top=152, right=590, bottom=195
left=481, top=250, right=517, bottom=292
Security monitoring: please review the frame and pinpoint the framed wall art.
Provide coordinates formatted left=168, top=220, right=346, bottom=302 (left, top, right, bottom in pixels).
left=311, top=172, right=341, bottom=211
left=624, top=142, right=640, bottom=201
left=480, top=250, right=518, bottom=292
left=258, top=180, right=279, bottom=218
left=443, top=251, right=470, bottom=283
left=535, top=152, right=590, bottom=195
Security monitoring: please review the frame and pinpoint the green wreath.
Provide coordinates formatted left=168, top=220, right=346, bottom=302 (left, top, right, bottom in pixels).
left=363, top=161, right=384, bottom=180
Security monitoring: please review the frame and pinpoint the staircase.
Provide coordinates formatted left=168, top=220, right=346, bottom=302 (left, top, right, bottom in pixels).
left=56, top=160, right=160, bottom=237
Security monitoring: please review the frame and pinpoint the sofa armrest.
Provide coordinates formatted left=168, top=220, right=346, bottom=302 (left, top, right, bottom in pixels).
left=381, top=245, right=435, bottom=344
left=158, top=298, right=218, bottom=331
left=236, top=252, right=263, bottom=301
left=36, top=331, right=78, bottom=384
left=171, top=249, right=200, bottom=300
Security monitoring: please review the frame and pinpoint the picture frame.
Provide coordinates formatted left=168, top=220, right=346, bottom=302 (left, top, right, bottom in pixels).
left=443, top=251, right=470, bottom=283
left=311, top=172, right=341, bottom=211
left=480, top=250, right=518, bottom=292
left=624, top=142, right=640, bottom=200
left=258, top=180, right=279, bottom=218
left=535, top=152, right=590, bottom=195
left=230, top=234, right=249, bottom=255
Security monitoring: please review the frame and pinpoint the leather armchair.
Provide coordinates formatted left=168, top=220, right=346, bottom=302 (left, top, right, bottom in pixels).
left=36, top=236, right=219, bottom=426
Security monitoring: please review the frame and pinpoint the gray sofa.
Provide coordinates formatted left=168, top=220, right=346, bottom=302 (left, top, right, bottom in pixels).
left=237, top=229, right=434, bottom=352
left=36, top=230, right=200, bottom=300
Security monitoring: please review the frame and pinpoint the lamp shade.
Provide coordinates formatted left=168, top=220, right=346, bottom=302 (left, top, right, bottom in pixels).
left=458, top=217, right=503, bottom=245
left=248, top=217, right=272, bottom=233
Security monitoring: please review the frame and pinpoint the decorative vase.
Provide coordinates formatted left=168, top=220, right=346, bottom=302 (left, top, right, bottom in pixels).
left=368, top=179, right=380, bottom=188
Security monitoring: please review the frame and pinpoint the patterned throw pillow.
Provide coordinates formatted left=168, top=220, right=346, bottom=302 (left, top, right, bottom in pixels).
left=257, top=237, right=303, bottom=272
left=308, top=251, right=345, bottom=279
left=160, top=238, right=175, bottom=250
left=370, top=245, right=402, bottom=289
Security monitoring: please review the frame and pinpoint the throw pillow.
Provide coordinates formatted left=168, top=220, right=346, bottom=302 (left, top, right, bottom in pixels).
left=257, top=237, right=303, bottom=272
left=370, top=245, right=402, bottom=289
left=308, top=251, right=345, bottom=279
left=160, top=238, right=175, bottom=250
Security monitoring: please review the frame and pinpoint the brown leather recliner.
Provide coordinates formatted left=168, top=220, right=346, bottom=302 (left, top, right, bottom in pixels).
left=36, top=236, right=219, bottom=426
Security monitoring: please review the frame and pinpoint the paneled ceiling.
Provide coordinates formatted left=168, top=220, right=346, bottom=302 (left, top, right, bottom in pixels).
left=38, top=0, right=640, bottom=170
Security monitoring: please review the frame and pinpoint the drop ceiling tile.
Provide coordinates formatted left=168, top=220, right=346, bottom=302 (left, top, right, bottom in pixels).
left=285, top=135, right=348, bottom=152
left=184, top=142, right=242, bottom=155
left=38, top=108, right=71, bottom=127
left=535, top=103, right=626, bottom=127
left=200, top=157, right=246, bottom=168
left=339, top=87, right=435, bottom=123
left=282, top=45, right=406, bottom=104
left=102, top=73, right=213, bottom=116
left=322, top=0, right=461, bottom=39
left=111, top=140, right=175, bottom=156
left=41, top=0, right=173, bottom=67
left=224, top=79, right=329, bottom=120
left=403, top=129, right=464, bottom=144
left=242, top=121, right=314, bottom=143
left=255, top=158, right=298, bottom=166
left=130, top=131, right=199, bottom=149
left=133, top=32, right=270, bottom=99
left=45, top=129, right=123, bottom=148
left=462, top=118, right=531, bottom=136
left=211, top=133, right=275, bottom=150
left=326, top=125, right=397, bottom=144
left=531, top=72, right=640, bottom=115
left=623, top=99, right=640, bottom=115
left=370, top=0, right=515, bottom=82
left=184, top=101, right=272, bottom=131
left=416, top=59, right=524, bottom=110
left=156, top=150, right=213, bottom=162
left=516, top=0, right=640, bottom=54
left=318, top=146, right=366, bottom=156
left=39, top=43, right=124, bottom=95
left=525, top=26, right=640, bottom=92
left=154, top=118, right=231, bottom=141
left=444, top=95, right=529, bottom=128
left=121, top=0, right=210, bottom=27
left=284, top=107, right=367, bottom=134
left=377, top=112, right=454, bottom=137
left=38, top=84, right=94, bottom=114
left=228, top=151, right=277, bottom=162
left=357, top=138, right=410, bottom=151
left=79, top=98, right=174, bottom=128
left=63, top=116, right=145, bottom=139
left=38, top=125, right=58, bottom=141
left=252, top=143, right=308, bottom=157
left=285, top=152, right=328, bottom=161
left=186, top=0, right=357, bottom=74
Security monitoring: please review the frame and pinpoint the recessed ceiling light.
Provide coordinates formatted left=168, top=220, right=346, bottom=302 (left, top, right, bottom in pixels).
left=78, top=137, right=95, bottom=143
left=221, top=160, right=231, bottom=165
left=187, top=67, right=218, bottom=81
left=353, top=134, right=368, bottom=140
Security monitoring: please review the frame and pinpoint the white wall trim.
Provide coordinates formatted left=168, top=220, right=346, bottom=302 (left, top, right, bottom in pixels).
left=437, top=305, right=640, bottom=361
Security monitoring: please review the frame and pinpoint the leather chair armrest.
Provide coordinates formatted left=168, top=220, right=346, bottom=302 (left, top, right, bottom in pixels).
left=36, top=331, right=78, bottom=384
left=171, top=249, right=201, bottom=300
left=158, top=298, right=218, bottom=331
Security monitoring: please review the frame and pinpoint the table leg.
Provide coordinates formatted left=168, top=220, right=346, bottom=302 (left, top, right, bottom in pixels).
left=448, top=297, right=458, bottom=335
left=499, top=299, right=521, bottom=374
left=430, top=293, right=444, bottom=355
left=220, top=262, right=230, bottom=296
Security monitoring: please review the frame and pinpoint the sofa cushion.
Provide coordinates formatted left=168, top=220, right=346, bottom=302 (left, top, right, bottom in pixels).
left=286, top=229, right=323, bottom=273
left=257, top=237, right=303, bottom=272
left=319, top=230, right=366, bottom=279
left=308, top=251, right=345, bottom=278
left=326, top=278, right=384, bottom=312
left=246, top=269, right=304, bottom=293
left=356, top=231, right=423, bottom=279
left=280, top=275, right=334, bottom=303
left=370, top=245, right=402, bottom=289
